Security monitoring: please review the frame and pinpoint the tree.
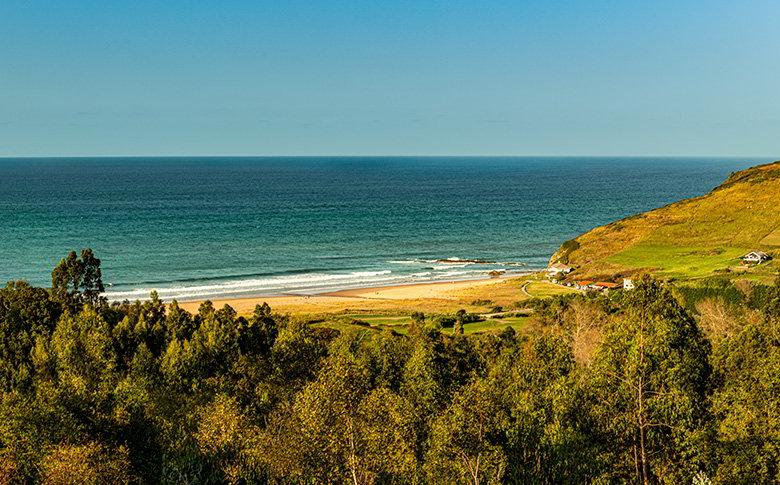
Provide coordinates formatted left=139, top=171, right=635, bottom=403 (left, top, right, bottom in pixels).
left=425, top=378, right=508, bottom=484
left=409, top=311, right=425, bottom=336
left=402, top=341, right=448, bottom=421
left=242, top=302, right=278, bottom=355
left=0, top=450, right=20, bottom=483
left=588, top=277, right=712, bottom=484
left=455, top=309, right=466, bottom=336
left=51, top=249, right=105, bottom=311
left=165, top=300, right=194, bottom=342
left=364, top=330, right=412, bottom=391
left=710, top=275, right=780, bottom=483
left=0, top=281, right=59, bottom=390
left=711, top=318, right=779, bottom=482
left=79, top=249, right=104, bottom=306
left=38, top=442, right=131, bottom=485
left=196, top=394, right=261, bottom=483
left=50, top=307, right=120, bottom=437
left=262, top=336, right=417, bottom=483
left=270, top=319, right=326, bottom=392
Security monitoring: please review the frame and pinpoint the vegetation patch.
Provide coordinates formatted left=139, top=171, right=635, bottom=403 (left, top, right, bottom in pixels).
left=606, top=244, right=747, bottom=278
left=554, top=238, right=580, bottom=263
left=761, top=228, right=780, bottom=246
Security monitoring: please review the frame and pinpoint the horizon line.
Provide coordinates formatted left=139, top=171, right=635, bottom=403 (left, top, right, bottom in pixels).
left=0, top=154, right=776, bottom=160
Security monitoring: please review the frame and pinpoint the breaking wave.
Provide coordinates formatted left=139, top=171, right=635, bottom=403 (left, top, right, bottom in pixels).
left=101, top=255, right=539, bottom=302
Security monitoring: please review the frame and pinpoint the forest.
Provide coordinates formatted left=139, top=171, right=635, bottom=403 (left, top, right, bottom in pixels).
left=0, top=249, right=778, bottom=484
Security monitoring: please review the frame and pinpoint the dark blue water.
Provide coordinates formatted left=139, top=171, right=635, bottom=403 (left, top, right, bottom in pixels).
left=0, top=157, right=765, bottom=300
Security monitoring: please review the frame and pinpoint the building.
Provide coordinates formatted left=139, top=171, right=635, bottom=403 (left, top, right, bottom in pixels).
left=623, top=278, right=635, bottom=290
left=742, top=251, right=771, bottom=264
left=576, top=280, right=621, bottom=292
left=547, top=263, right=573, bottom=278
left=593, top=282, right=620, bottom=292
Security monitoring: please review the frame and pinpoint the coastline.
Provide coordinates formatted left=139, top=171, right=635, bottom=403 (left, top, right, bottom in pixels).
left=103, top=265, right=537, bottom=303
left=176, top=274, right=528, bottom=315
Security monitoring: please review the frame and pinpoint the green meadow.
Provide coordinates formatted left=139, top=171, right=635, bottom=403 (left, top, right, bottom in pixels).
left=606, top=244, right=749, bottom=279
left=311, top=312, right=532, bottom=336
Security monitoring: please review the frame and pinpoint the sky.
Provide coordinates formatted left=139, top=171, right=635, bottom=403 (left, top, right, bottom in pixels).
left=1, top=0, right=779, bottom=157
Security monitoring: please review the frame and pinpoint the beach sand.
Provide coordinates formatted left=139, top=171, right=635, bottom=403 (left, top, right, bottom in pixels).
left=177, top=276, right=535, bottom=316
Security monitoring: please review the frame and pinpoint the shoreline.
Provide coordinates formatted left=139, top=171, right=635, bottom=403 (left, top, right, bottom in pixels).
left=320, top=274, right=515, bottom=298
left=104, top=269, right=536, bottom=304
left=176, top=274, right=531, bottom=315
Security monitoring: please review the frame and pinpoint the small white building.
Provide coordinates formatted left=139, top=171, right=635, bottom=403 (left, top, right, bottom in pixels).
left=547, top=263, right=573, bottom=278
left=742, top=251, right=771, bottom=264
left=623, top=278, right=635, bottom=290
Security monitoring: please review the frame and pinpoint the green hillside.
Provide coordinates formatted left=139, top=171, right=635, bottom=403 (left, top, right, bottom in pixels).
left=551, top=160, right=780, bottom=281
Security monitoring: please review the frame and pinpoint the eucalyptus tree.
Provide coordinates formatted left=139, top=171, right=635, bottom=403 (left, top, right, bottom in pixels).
left=51, top=249, right=105, bottom=311
left=588, top=277, right=712, bottom=484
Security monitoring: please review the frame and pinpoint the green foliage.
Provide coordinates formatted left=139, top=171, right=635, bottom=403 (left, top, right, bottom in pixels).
left=51, top=249, right=105, bottom=312
left=425, top=378, right=508, bottom=483
left=0, top=281, right=60, bottom=390
left=0, top=252, right=777, bottom=482
left=673, top=277, right=774, bottom=315
left=556, top=238, right=580, bottom=264
left=588, top=276, right=712, bottom=483
left=39, top=441, right=132, bottom=485
left=708, top=276, right=780, bottom=483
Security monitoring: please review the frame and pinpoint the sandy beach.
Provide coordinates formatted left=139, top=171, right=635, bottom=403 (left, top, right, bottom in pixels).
left=177, top=276, right=534, bottom=316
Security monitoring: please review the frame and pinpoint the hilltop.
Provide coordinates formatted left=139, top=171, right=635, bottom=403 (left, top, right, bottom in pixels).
left=550, top=160, right=780, bottom=281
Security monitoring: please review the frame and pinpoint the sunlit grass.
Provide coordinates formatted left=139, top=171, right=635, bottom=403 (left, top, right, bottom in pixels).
left=312, top=313, right=532, bottom=336
left=607, top=244, right=748, bottom=278
left=524, top=281, right=580, bottom=298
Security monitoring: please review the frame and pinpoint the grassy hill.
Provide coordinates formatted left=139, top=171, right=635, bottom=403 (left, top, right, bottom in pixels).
left=550, top=160, right=780, bottom=281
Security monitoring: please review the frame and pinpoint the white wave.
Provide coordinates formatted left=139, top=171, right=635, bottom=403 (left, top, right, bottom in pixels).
left=433, top=263, right=472, bottom=270
left=103, top=270, right=395, bottom=301
left=102, top=264, right=534, bottom=302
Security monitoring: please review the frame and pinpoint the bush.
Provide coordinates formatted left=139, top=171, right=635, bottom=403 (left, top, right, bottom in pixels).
left=556, top=239, right=581, bottom=263
left=470, top=299, right=494, bottom=306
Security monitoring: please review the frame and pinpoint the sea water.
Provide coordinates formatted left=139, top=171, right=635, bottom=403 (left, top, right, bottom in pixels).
left=0, top=157, right=766, bottom=301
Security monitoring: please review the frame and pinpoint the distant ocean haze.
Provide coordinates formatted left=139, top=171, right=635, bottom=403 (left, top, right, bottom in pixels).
left=0, top=156, right=765, bottom=301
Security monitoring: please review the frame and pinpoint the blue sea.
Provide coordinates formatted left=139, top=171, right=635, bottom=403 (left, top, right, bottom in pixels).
left=0, top=157, right=766, bottom=301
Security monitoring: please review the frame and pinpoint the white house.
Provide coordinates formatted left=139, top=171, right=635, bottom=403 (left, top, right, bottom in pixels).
left=742, top=251, right=771, bottom=264
left=547, top=263, right=573, bottom=277
left=623, top=278, right=635, bottom=290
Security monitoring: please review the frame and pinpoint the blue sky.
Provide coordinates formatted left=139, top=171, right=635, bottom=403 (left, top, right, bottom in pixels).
left=1, top=0, right=778, bottom=156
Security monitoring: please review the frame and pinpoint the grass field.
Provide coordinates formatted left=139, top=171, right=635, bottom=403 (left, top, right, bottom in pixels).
left=606, top=244, right=748, bottom=278
left=524, top=280, right=581, bottom=298
left=312, top=313, right=531, bottom=336
left=761, top=228, right=780, bottom=246
left=462, top=316, right=530, bottom=334
left=301, top=278, right=573, bottom=336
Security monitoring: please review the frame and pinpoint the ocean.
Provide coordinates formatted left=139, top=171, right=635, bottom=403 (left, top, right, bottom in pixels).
left=0, top=156, right=766, bottom=301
